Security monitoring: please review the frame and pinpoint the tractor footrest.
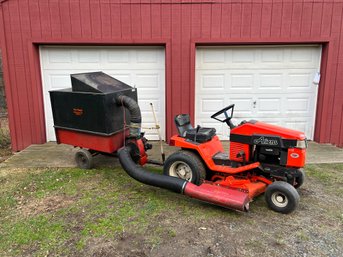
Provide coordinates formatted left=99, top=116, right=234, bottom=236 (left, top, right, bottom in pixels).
left=212, top=152, right=231, bottom=166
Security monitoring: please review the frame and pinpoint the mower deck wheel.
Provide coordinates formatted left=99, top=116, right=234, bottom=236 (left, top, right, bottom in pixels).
left=294, top=168, right=305, bottom=188
left=75, top=149, right=93, bottom=169
left=163, top=150, right=206, bottom=185
left=265, top=181, right=299, bottom=214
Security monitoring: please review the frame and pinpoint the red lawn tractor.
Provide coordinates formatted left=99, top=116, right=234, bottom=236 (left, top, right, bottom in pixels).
left=51, top=72, right=307, bottom=214
left=164, top=104, right=307, bottom=213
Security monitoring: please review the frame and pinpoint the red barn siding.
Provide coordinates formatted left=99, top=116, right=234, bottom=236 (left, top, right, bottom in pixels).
left=0, top=0, right=343, bottom=151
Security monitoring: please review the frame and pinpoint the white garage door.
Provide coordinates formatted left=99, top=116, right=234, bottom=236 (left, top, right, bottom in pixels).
left=196, top=45, right=321, bottom=140
left=40, top=46, right=165, bottom=141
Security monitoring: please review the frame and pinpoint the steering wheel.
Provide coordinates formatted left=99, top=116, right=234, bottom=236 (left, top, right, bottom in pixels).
left=211, top=104, right=235, bottom=129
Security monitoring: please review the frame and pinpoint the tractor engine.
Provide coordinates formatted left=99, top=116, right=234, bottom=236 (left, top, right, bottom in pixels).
left=229, top=120, right=307, bottom=169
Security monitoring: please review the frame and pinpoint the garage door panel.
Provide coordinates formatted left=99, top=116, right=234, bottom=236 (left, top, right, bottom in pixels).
left=226, top=96, right=254, bottom=117
left=202, top=49, right=226, bottom=63
left=230, top=73, right=254, bottom=90
left=40, top=46, right=165, bottom=141
left=232, top=49, right=256, bottom=63
left=135, top=73, right=162, bottom=89
left=290, top=48, right=316, bottom=63
left=136, top=49, right=160, bottom=63
left=107, top=51, right=130, bottom=63
left=199, top=98, right=225, bottom=114
left=196, top=45, right=321, bottom=140
left=46, top=49, right=73, bottom=64
left=261, top=48, right=284, bottom=63
left=259, top=73, right=284, bottom=90
left=107, top=73, right=132, bottom=85
left=286, top=98, right=311, bottom=114
left=284, top=121, right=308, bottom=134
left=77, top=50, right=101, bottom=63
left=199, top=73, right=226, bottom=91
left=287, top=71, right=315, bottom=91
left=256, top=98, right=282, bottom=115
left=48, top=74, right=72, bottom=90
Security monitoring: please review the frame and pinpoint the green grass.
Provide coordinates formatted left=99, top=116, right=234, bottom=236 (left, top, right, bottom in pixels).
left=0, top=163, right=342, bottom=256
left=0, top=166, right=234, bottom=256
left=305, top=163, right=343, bottom=183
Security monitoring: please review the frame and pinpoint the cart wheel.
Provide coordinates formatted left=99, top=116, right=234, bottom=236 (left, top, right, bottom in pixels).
left=265, top=181, right=299, bottom=214
left=163, top=150, right=206, bottom=185
left=75, top=149, right=93, bottom=169
left=294, top=168, right=305, bottom=188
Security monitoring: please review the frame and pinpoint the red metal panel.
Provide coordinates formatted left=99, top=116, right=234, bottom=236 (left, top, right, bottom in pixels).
left=181, top=4, right=191, bottom=112
left=231, top=3, right=241, bottom=38
left=211, top=2, right=221, bottom=38
left=69, top=0, right=82, bottom=38
left=38, top=0, right=51, bottom=38
left=330, top=4, right=343, bottom=145
left=28, top=0, right=42, bottom=38
left=0, top=0, right=343, bottom=150
left=261, top=2, right=272, bottom=37
left=300, top=2, right=312, bottom=38
left=250, top=2, right=262, bottom=38
left=201, top=3, right=211, bottom=38
left=55, top=128, right=127, bottom=154
left=110, top=2, right=121, bottom=38
left=171, top=2, right=182, bottom=120
left=80, top=0, right=92, bottom=38
left=220, top=3, right=231, bottom=38
left=280, top=2, right=292, bottom=37
left=58, top=0, right=72, bottom=38
left=151, top=0, right=161, bottom=38
left=141, top=1, right=152, bottom=39
left=120, top=2, right=131, bottom=39
left=314, top=43, right=328, bottom=142
left=270, top=2, right=282, bottom=37
left=311, top=2, right=323, bottom=37
left=321, top=3, right=333, bottom=37
left=290, top=2, right=302, bottom=37
left=241, top=2, right=252, bottom=38
left=90, top=0, right=101, bottom=39
left=100, top=0, right=111, bottom=39
left=49, top=0, right=62, bottom=38
left=161, top=0, right=171, bottom=38
left=19, top=0, right=38, bottom=143
left=130, top=3, right=141, bottom=38
left=0, top=3, right=19, bottom=150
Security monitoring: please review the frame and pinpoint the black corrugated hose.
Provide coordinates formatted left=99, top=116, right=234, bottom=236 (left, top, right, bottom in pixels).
left=118, top=145, right=187, bottom=193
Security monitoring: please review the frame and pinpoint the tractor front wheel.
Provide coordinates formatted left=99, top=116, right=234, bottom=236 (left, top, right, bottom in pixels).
left=294, top=168, right=305, bottom=188
left=75, top=149, right=93, bottom=169
left=163, top=150, right=206, bottom=185
left=265, top=181, right=300, bottom=214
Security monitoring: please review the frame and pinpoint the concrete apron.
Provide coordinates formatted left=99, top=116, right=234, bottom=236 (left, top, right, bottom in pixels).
left=0, top=141, right=342, bottom=169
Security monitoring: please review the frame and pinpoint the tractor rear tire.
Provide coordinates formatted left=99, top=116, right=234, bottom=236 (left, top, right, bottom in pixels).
left=294, top=168, right=305, bottom=188
left=163, top=150, right=206, bottom=185
left=265, top=181, right=300, bottom=214
left=75, top=149, right=93, bottom=169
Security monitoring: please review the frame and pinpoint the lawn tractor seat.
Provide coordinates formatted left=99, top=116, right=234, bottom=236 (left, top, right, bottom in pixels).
left=174, top=114, right=216, bottom=143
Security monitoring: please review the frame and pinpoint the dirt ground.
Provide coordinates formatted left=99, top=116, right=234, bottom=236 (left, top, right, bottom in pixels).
left=81, top=167, right=343, bottom=257
left=0, top=163, right=342, bottom=257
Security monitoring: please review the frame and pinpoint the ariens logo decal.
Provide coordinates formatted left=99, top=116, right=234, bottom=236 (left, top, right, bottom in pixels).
left=73, top=108, right=83, bottom=116
left=290, top=153, right=299, bottom=158
left=253, top=136, right=278, bottom=146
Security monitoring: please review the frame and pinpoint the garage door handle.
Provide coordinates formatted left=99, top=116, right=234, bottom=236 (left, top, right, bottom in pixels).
left=253, top=101, right=257, bottom=108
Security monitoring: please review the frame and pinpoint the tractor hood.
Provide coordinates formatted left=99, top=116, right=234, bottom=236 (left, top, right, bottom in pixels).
left=231, top=121, right=306, bottom=141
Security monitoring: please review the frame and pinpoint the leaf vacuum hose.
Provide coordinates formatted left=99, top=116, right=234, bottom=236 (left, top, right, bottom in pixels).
left=118, top=146, right=188, bottom=193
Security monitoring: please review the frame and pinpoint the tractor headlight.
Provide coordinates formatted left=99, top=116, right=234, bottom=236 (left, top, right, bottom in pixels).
left=296, top=139, right=307, bottom=149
